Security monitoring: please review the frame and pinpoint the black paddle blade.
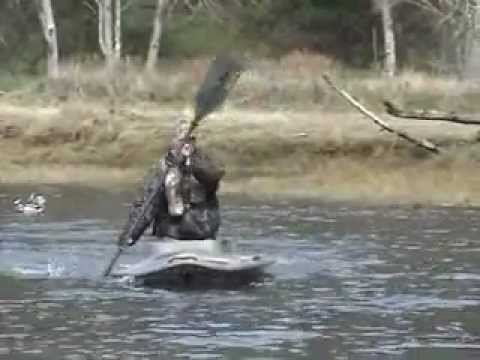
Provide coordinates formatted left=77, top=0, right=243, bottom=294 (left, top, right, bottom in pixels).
left=193, top=54, right=244, bottom=127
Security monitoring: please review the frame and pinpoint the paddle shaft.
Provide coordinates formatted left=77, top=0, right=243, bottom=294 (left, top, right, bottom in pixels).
left=103, top=246, right=125, bottom=277
left=102, top=179, right=164, bottom=277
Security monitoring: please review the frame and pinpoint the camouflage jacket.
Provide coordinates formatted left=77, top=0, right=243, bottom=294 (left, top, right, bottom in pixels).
left=119, top=146, right=224, bottom=246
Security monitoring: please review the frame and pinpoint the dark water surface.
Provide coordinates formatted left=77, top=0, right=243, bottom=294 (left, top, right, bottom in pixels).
left=0, top=185, right=479, bottom=359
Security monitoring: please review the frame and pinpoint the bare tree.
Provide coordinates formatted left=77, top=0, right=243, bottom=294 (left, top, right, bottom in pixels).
left=381, top=0, right=395, bottom=77
left=95, top=0, right=121, bottom=67
left=373, top=0, right=402, bottom=77
left=36, top=0, right=59, bottom=79
left=144, top=0, right=263, bottom=70
left=146, top=0, right=169, bottom=71
left=96, top=0, right=108, bottom=60
left=104, top=0, right=113, bottom=61
left=407, top=0, right=478, bottom=76
left=114, top=0, right=121, bottom=61
left=467, top=1, right=480, bottom=78
left=151, top=0, right=270, bottom=71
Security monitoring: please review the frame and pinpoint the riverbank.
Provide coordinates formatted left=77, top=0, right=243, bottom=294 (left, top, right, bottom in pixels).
left=3, top=54, right=480, bottom=205
left=2, top=98, right=480, bottom=205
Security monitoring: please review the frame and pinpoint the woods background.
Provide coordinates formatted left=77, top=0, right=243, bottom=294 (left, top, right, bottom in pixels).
left=2, top=0, right=480, bottom=82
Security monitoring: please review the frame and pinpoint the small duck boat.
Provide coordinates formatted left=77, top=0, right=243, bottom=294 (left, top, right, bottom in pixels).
left=13, top=193, right=47, bottom=214
left=112, top=241, right=274, bottom=289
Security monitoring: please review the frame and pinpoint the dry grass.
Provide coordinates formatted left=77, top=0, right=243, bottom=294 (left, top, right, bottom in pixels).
left=2, top=99, right=480, bottom=205
left=2, top=52, right=480, bottom=205
left=222, top=158, right=480, bottom=206
left=5, top=51, right=480, bottom=113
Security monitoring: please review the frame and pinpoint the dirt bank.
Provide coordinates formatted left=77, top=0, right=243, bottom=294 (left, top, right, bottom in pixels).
left=2, top=99, right=480, bottom=205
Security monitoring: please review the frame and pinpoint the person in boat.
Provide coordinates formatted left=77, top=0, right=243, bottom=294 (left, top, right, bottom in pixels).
left=118, top=119, right=225, bottom=247
left=117, top=54, right=243, bottom=249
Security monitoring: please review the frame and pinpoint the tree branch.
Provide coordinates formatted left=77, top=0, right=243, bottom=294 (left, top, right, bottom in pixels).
left=383, top=100, right=480, bottom=125
left=83, top=0, right=97, bottom=16
left=121, top=0, right=136, bottom=12
left=322, top=74, right=440, bottom=154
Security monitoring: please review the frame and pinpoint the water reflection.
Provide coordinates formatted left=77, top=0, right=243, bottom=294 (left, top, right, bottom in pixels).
left=0, top=185, right=479, bottom=359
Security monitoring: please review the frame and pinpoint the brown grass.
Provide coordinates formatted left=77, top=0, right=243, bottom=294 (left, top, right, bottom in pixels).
left=6, top=52, right=480, bottom=112
left=2, top=99, right=480, bottom=205
left=2, top=52, right=480, bottom=205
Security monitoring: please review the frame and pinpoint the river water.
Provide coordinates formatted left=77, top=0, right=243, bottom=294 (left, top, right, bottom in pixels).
left=0, top=185, right=479, bottom=360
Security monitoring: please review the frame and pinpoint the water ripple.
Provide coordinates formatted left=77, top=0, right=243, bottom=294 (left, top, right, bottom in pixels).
left=1, top=189, right=480, bottom=359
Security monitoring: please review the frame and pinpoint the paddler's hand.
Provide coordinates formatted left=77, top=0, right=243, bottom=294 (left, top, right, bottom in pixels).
left=182, top=142, right=195, bottom=169
left=117, top=231, right=135, bottom=247
left=166, top=138, right=195, bottom=168
left=180, top=142, right=194, bottom=159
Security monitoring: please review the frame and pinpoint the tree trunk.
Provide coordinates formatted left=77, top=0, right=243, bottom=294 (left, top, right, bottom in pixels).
left=95, top=0, right=115, bottom=67
left=464, top=2, right=479, bottom=78
left=97, top=0, right=107, bottom=56
left=380, top=0, right=396, bottom=77
left=371, top=25, right=379, bottom=68
left=36, top=0, right=59, bottom=79
left=104, top=0, right=113, bottom=66
left=114, top=0, right=121, bottom=61
left=146, top=0, right=168, bottom=71
left=439, top=26, right=450, bottom=73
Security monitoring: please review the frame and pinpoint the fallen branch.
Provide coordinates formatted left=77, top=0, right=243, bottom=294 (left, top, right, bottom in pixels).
left=322, top=74, right=440, bottom=154
left=383, top=100, right=480, bottom=125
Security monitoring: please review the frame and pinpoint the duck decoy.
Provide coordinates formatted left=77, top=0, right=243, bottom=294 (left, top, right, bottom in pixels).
left=13, top=193, right=47, bottom=214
